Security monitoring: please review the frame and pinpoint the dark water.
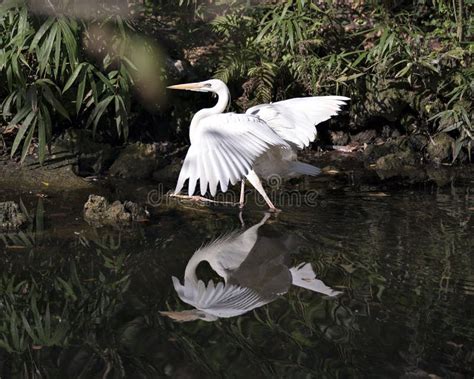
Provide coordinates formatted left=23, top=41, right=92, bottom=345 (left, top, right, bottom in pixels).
left=0, top=179, right=473, bottom=378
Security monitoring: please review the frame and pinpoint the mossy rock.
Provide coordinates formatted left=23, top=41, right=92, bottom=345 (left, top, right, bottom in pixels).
left=83, top=195, right=149, bottom=227
left=363, top=136, right=407, bottom=163
left=0, top=201, right=28, bottom=231
left=373, top=149, right=424, bottom=180
left=109, top=142, right=163, bottom=180
left=426, top=133, right=454, bottom=164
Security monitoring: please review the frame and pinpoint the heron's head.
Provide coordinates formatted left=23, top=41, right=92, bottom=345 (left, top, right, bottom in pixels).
left=160, top=309, right=219, bottom=322
left=167, top=79, right=227, bottom=94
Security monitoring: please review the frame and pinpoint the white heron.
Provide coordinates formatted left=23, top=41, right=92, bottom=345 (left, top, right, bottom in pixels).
left=160, top=214, right=341, bottom=322
left=168, top=79, right=349, bottom=211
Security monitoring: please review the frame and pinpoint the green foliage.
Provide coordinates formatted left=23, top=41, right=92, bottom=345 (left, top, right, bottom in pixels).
left=212, top=0, right=473, bottom=162
left=0, top=0, right=136, bottom=164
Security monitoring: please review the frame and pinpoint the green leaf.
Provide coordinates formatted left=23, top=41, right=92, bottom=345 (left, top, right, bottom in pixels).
left=58, top=18, right=78, bottom=68
left=76, top=69, right=87, bottom=114
left=30, top=18, right=55, bottom=52
left=38, top=111, right=46, bottom=164
left=88, top=96, right=114, bottom=136
left=20, top=116, right=36, bottom=163
left=94, top=71, right=115, bottom=92
left=287, top=20, right=294, bottom=50
left=38, top=23, right=58, bottom=75
left=42, top=85, right=70, bottom=120
left=40, top=103, right=52, bottom=142
left=10, top=315, right=20, bottom=351
left=53, top=23, right=62, bottom=78
left=11, top=110, right=36, bottom=157
left=63, top=62, right=85, bottom=92
left=21, top=314, right=38, bottom=341
left=9, top=104, right=30, bottom=125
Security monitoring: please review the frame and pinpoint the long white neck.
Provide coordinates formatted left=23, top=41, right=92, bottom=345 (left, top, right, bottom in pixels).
left=189, top=86, right=230, bottom=142
left=184, top=249, right=206, bottom=285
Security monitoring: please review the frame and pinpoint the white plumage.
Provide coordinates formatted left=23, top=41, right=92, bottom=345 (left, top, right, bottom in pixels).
left=161, top=214, right=341, bottom=322
left=168, top=79, right=349, bottom=210
left=174, top=113, right=290, bottom=197
left=247, top=96, right=350, bottom=149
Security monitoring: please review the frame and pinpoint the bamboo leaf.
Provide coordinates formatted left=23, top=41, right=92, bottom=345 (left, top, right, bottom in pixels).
left=20, top=116, right=36, bottom=163
left=94, top=71, right=115, bottom=92
left=30, top=17, right=55, bottom=51
left=76, top=69, right=87, bottom=114
left=53, top=23, right=62, bottom=78
left=63, top=63, right=85, bottom=92
left=38, top=111, right=46, bottom=164
left=11, top=110, right=36, bottom=157
left=42, top=85, right=70, bottom=120
left=21, top=314, right=38, bottom=341
left=89, top=96, right=114, bottom=136
left=38, top=23, right=58, bottom=75
left=9, top=104, right=30, bottom=125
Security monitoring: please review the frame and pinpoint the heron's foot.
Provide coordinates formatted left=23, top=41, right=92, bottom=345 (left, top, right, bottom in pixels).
left=268, top=206, right=282, bottom=213
left=170, top=194, right=238, bottom=207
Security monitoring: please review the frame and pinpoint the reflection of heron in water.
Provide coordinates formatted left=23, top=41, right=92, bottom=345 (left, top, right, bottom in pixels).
left=161, top=214, right=341, bottom=322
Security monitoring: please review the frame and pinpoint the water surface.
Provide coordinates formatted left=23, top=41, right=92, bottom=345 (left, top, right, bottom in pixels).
left=0, top=179, right=473, bottom=378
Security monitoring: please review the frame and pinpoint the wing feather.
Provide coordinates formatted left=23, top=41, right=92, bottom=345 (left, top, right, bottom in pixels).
left=247, top=96, right=349, bottom=149
left=175, top=113, right=288, bottom=196
left=172, top=276, right=273, bottom=318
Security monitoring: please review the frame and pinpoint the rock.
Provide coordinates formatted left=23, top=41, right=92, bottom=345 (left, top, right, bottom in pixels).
left=351, top=129, right=377, bottom=144
left=330, top=131, right=349, bottom=145
left=373, top=149, right=424, bottom=180
left=109, top=143, right=162, bottom=180
left=426, top=133, right=454, bottom=164
left=0, top=201, right=28, bottom=230
left=363, top=136, right=406, bottom=163
left=408, top=134, right=429, bottom=152
left=83, top=195, right=149, bottom=227
left=426, top=165, right=454, bottom=186
left=52, top=128, right=115, bottom=176
left=152, top=158, right=182, bottom=182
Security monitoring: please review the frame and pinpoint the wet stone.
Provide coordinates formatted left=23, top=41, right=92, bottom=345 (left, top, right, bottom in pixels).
left=0, top=201, right=28, bottom=230
left=330, top=131, right=349, bottom=146
left=351, top=129, right=377, bottom=144
left=427, top=133, right=454, bottom=164
left=83, top=195, right=149, bottom=227
left=373, top=150, right=424, bottom=180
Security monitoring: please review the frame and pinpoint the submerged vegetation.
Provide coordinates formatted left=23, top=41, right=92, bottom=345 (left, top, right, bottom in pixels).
left=0, top=189, right=472, bottom=376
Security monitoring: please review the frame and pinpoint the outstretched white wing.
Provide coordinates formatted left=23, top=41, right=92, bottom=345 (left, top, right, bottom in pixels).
left=175, top=113, right=289, bottom=196
left=247, top=96, right=349, bottom=149
left=172, top=277, right=273, bottom=318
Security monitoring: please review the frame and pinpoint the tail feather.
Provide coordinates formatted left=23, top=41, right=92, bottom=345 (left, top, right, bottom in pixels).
left=289, top=161, right=321, bottom=176
left=290, top=263, right=341, bottom=297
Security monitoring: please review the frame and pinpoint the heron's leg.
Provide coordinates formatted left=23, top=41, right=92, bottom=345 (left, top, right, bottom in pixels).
left=246, top=170, right=280, bottom=212
left=239, top=180, right=246, bottom=209
left=238, top=211, right=245, bottom=227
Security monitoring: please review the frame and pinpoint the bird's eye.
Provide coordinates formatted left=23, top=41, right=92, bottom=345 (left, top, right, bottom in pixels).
left=205, top=83, right=212, bottom=87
